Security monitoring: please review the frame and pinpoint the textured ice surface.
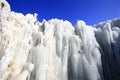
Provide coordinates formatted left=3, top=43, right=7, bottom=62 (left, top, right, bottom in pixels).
left=0, top=0, right=120, bottom=80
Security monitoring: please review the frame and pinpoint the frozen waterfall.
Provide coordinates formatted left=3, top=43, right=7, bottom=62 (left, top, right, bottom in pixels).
left=0, top=0, right=120, bottom=80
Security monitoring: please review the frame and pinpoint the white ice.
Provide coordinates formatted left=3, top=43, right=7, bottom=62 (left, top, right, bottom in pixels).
left=0, top=0, right=120, bottom=80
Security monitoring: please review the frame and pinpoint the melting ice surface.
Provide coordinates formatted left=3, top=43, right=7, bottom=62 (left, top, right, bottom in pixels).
left=0, top=0, right=120, bottom=80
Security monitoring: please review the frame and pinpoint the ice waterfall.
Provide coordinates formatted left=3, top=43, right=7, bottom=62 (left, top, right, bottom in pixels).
left=0, top=0, right=120, bottom=80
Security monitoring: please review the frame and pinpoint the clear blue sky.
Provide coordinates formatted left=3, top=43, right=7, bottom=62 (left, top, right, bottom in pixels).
left=7, top=0, right=120, bottom=25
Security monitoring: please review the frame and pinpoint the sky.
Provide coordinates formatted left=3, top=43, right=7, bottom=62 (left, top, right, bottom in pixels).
left=7, top=0, right=120, bottom=25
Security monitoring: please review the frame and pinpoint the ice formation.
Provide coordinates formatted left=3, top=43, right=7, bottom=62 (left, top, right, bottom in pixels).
left=0, top=0, right=120, bottom=80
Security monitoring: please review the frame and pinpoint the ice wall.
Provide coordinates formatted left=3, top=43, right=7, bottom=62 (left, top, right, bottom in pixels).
left=94, top=19, right=120, bottom=80
left=0, top=0, right=120, bottom=80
